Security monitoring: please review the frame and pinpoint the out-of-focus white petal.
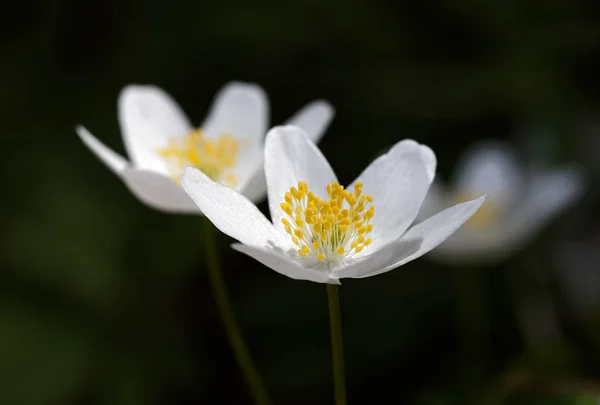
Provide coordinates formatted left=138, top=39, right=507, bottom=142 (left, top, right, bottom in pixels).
left=231, top=243, right=335, bottom=284
left=200, top=82, right=268, bottom=195
left=454, top=141, right=523, bottom=208
left=284, top=100, right=334, bottom=145
left=201, top=81, right=268, bottom=144
left=331, top=238, right=422, bottom=279
left=118, top=85, right=192, bottom=173
left=239, top=169, right=268, bottom=203
left=349, top=140, right=431, bottom=248
left=76, top=126, right=128, bottom=174
left=359, top=196, right=486, bottom=277
left=180, top=167, right=284, bottom=248
left=265, top=126, right=338, bottom=235
left=502, top=165, right=586, bottom=245
left=121, top=168, right=200, bottom=214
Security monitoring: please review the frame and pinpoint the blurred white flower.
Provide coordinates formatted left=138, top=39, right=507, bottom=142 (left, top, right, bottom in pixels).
left=76, top=82, right=334, bottom=213
left=419, top=140, right=586, bottom=263
left=180, top=126, right=484, bottom=284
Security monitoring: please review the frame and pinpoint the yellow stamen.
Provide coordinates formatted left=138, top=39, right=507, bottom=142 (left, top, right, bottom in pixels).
left=280, top=181, right=375, bottom=265
left=157, top=128, right=241, bottom=185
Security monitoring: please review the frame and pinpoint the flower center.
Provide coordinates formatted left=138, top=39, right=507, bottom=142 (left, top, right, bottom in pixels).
left=454, top=192, right=498, bottom=229
left=158, top=129, right=240, bottom=186
left=280, top=181, right=375, bottom=267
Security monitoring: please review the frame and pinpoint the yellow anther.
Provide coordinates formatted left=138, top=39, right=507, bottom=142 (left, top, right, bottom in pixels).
left=355, top=245, right=364, bottom=253
left=357, top=235, right=365, bottom=244
left=364, top=238, right=372, bottom=246
left=366, top=224, right=373, bottom=233
left=337, top=247, right=345, bottom=255
left=295, top=217, right=304, bottom=227
left=294, top=229, right=303, bottom=239
left=358, top=226, right=366, bottom=235
left=285, top=192, right=292, bottom=205
left=317, top=253, right=325, bottom=261
left=292, top=237, right=300, bottom=245
left=280, top=202, right=293, bottom=216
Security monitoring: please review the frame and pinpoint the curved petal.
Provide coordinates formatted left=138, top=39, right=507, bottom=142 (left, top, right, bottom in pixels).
left=360, top=196, right=486, bottom=277
left=118, top=85, right=192, bottom=173
left=331, top=238, right=422, bottom=279
left=265, top=126, right=338, bottom=235
left=454, top=141, right=523, bottom=208
left=180, top=166, right=285, bottom=248
left=284, top=100, right=334, bottom=144
left=122, top=168, right=200, bottom=214
left=201, top=81, right=268, bottom=145
left=76, top=126, right=128, bottom=174
left=231, top=243, right=334, bottom=284
left=349, top=140, right=431, bottom=248
left=387, top=139, right=437, bottom=184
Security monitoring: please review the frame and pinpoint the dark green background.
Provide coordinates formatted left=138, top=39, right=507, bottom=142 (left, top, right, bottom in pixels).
left=2, top=0, right=600, bottom=403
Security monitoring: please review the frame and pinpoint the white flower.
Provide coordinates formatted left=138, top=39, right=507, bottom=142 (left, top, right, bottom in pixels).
left=180, top=126, right=485, bottom=284
left=418, top=140, right=586, bottom=263
left=76, top=82, right=334, bottom=213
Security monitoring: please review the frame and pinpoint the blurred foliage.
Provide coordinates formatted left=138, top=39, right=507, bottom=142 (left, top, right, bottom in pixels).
left=2, top=0, right=600, bottom=403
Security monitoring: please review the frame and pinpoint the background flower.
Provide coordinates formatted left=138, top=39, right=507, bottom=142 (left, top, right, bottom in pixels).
left=77, top=82, right=333, bottom=213
left=418, top=140, right=586, bottom=263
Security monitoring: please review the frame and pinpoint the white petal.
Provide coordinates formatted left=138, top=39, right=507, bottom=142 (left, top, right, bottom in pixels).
left=388, top=139, right=437, bottom=184
left=231, top=243, right=334, bottom=284
left=454, top=141, right=523, bottom=208
left=349, top=140, right=431, bottom=248
left=180, top=167, right=284, bottom=248
left=122, top=169, right=200, bottom=214
left=284, top=100, right=334, bottom=144
left=331, top=238, right=422, bottom=279
left=360, top=196, right=486, bottom=277
left=118, top=85, right=192, bottom=173
left=201, top=81, right=268, bottom=144
left=76, top=126, right=128, bottom=174
left=265, top=126, right=337, bottom=235
left=502, top=165, right=586, bottom=244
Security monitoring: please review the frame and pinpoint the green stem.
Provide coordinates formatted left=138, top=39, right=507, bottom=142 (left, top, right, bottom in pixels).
left=327, top=284, right=347, bottom=405
left=202, top=218, right=273, bottom=405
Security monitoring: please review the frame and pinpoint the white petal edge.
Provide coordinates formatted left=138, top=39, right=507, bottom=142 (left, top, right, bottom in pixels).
left=356, top=196, right=486, bottom=278
left=265, top=125, right=338, bottom=236
left=201, top=81, right=268, bottom=144
left=284, top=100, right=334, bottom=145
left=76, top=125, right=128, bottom=175
left=232, top=243, right=335, bottom=284
left=454, top=140, right=522, bottom=208
left=118, top=85, right=192, bottom=173
left=122, top=168, right=201, bottom=214
left=180, top=166, right=285, bottom=247
left=387, top=139, right=437, bottom=184
left=349, top=140, right=431, bottom=249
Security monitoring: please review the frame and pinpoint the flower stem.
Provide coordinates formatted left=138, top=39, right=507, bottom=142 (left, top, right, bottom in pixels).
left=202, top=218, right=273, bottom=405
left=327, top=284, right=347, bottom=405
